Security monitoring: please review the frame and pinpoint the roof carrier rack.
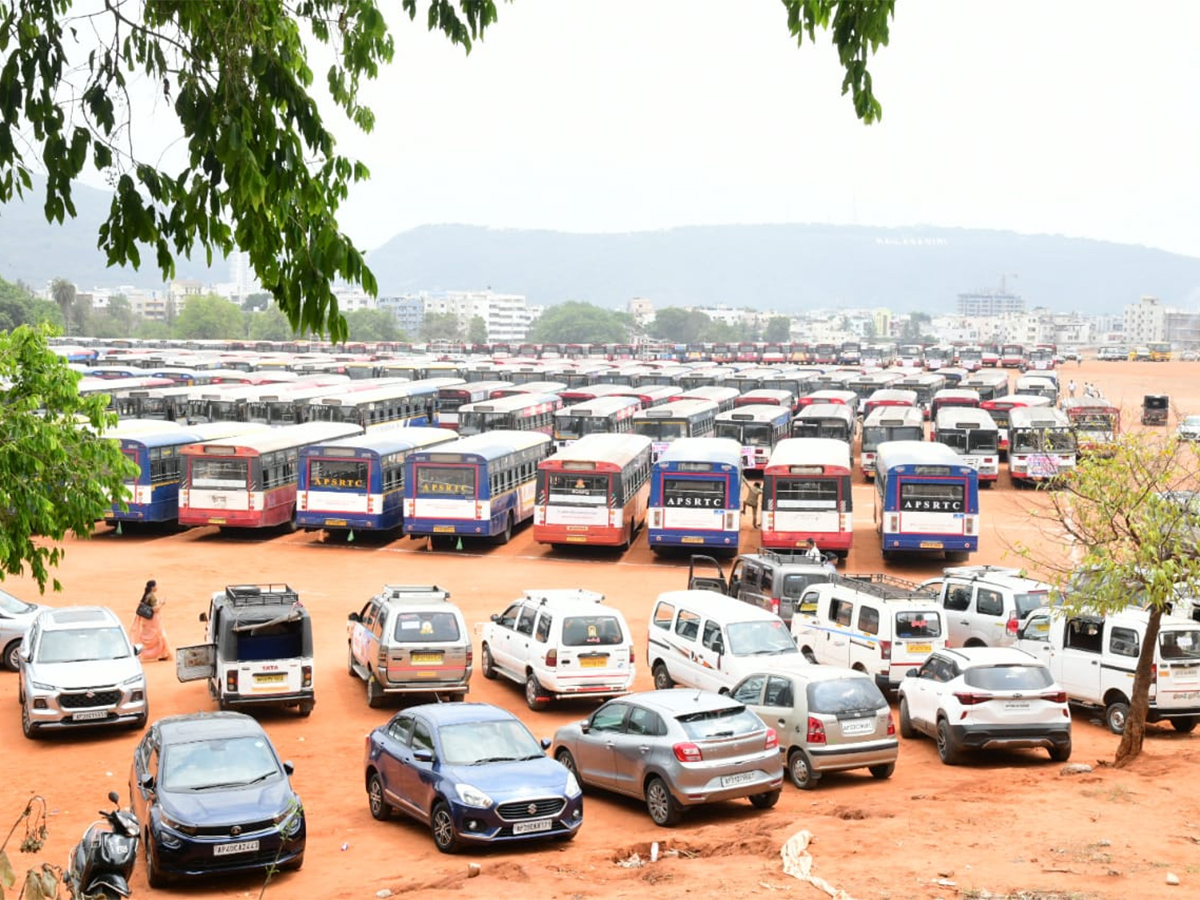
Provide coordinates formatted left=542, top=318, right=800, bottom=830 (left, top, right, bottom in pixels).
left=223, top=584, right=299, bottom=606
left=828, top=572, right=938, bottom=601
left=380, top=585, right=451, bottom=603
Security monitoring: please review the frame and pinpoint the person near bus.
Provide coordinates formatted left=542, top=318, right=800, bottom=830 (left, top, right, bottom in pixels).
left=742, top=479, right=762, bottom=528
left=805, top=538, right=823, bottom=563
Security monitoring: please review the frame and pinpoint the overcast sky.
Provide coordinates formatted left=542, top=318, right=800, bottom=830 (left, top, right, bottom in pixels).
left=306, top=0, right=1196, bottom=260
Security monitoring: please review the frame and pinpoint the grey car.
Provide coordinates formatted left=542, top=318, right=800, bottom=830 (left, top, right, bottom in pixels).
left=1, top=588, right=46, bottom=671
left=19, top=606, right=148, bottom=738
left=730, top=667, right=898, bottom=789
left=550, top=689, right=783, bottom=826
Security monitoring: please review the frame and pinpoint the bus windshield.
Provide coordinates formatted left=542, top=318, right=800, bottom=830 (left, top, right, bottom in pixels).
left=634, top=420, right=689, bottom=441
left=1012, top=429, right=1076, bottom=453
left=862, top=425, right=923, bottom=451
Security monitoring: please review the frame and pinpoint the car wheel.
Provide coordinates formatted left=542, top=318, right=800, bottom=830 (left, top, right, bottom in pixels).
left=936, top=719, right=962, bottom=765
left=788, top=748, right=818, bottom=790
left=652, top=662, right=674, bottom=691
left=367, top=772, right=393, bottom=821
left=1105, top=700, right=1130, bottom=735
left=145, top=831, right=168, bottom=889
left=555, top=748, right=580, bottom=783
left=430, top=801, right=460, bottom=853
left=645, top=776, right=682, bottom=827
left=347, top=646, right=356, bottom=677
left=481, top=644, right=496, bottom=679
left=1171, top=716, right=1198, bottom=734
left=525, top=673, right=549, bottom=711
left=20, top=703, right=38, bottom=740
left=297, top=701, right=314, bottom=717
left=2, top=639, right=20, bottom=672
left=749, top=789, right=780, bottom=809
left=869, top=762, right=895, bottom=779
left=1048, top=740, right=1072, bottom=762
left=898, top=697, right=916, bottom=739
left=366, top=672, right=385, bottom=709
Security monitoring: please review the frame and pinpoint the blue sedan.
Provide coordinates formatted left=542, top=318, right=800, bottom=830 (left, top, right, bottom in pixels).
left=364, top=702, right=582, bottom=852
left=130, top=712, right=305, bottom=887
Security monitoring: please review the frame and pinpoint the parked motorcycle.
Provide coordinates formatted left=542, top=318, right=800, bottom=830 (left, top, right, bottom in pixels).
left=65, top=791, right=139, bottom=899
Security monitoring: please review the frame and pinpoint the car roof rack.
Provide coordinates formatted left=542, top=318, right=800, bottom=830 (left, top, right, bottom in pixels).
left=829, top=572, right=938, bottom=601
left=523, top=588, right=606, bottom=606
left=943, top=565, right=1025, bottom=579
left=222, top=584, right=299, bottom=606
left=380, top=585, right=451, bottom=603
left=754, top=548, right=829, bottom=567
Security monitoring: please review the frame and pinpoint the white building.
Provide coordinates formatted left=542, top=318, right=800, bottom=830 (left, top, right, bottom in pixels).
left=1122, top=295, right=1172, bottom=344
left=422, top=290, right=537, bottom=342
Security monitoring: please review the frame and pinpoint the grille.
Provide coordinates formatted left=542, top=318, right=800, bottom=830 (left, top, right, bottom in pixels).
left=193, top=819, right=276, bottom=837
left=496, top=797, right=565, bottom=821
left=59, top=690, right=121, bottom=709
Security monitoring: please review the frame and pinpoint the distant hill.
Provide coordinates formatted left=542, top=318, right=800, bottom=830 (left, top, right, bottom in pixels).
left=3, top=178, right=1200, bottom=314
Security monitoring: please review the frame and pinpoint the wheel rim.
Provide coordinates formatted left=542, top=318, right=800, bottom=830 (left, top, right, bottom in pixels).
left=790, top=753, right=809, bottom=785
left=482, top=647, right=492, bottom=672
left=654, top=667, right=670, bottom=690
left=368, top=777, right=383, bottom=816
left=646, top=781, right=670, bottom=823
left=525, top=677, right=539, bottom=706
left=432, top=808, right=455, bottom=848
left=1110, top=707, right=1127, bottom=731
left=3, top=643, right=16, bottom=671
left=556, top=752, right=576, bottom=776
left=936, top=724, right=949, bottom=756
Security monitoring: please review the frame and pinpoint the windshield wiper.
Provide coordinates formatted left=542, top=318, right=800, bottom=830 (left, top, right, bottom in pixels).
left=472, top=756, right=517, bottom=765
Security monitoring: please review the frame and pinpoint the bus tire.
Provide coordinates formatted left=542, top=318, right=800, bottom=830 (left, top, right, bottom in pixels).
left=496, top=514, right=513, bottom=545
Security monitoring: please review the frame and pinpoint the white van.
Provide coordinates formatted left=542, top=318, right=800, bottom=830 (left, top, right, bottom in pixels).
left=791, top=575, right=946, bottom=691
left=647, top=590, right=808, bottom=694
left=1017, top=606, right=1200, bottom=733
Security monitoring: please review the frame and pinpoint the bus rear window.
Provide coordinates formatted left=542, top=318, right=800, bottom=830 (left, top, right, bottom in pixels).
left=662, top=477, right=727, bottom=508
left=415, top=466, right=475, bottom=496
left=309, top=458, right=368, bottom=490
left=547, top=472, right=609, bottom=505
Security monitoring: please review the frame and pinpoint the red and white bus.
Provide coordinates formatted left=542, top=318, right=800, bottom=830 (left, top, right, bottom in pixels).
left=179, top=421, right=363, bottom=529
left=437, top=380, right=515, bottom=431
left=862, top=388, right=919, bottom=419
left=607, top=385, right=676, bottom=409
left=761, top=438, right=854, bottom=557
left=733, top=388, right=797, bottom=413
left=980, top=394, right=1051, bottom=454
left=1061, top=397, right=1121, bottom=456
left=532, top=433, right=654, bottom=548
left=457, top=392, right=563, bottom=436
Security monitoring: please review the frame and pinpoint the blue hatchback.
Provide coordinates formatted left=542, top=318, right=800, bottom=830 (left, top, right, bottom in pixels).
left=364, top=702, right=582, bottom=852
left=130, top=712, right=305, bottom=887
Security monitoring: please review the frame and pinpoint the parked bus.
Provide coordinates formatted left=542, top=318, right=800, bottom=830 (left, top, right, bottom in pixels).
left=896, top=344, right=924, bottom=368
left=860, top=406, right=925, bottom=479
left=239, top=379, right=359, bottom=426
left=457, top=391, right=563, bottom=436
left=1001, top=344, right=1026, bottom=368
left=862, top=387, right=919, bottom=419
left=631, top=398, right=719, bottom=462
left=295, top=427, right=456, bottom=535
left=646, top=437, right=743, bottom=555
left=1014, top=374, right=1059, bottom=404
left=1061, top=397, right=1121, bottom=456
left=1007, top=406, right=1078, bottom=485
left=532, top=433, right=654, bottom=549
left=402, top=430, right=554, bottom=544
left=932, top=407, right=1000, bottom=484
left=733, top=388, right=797, bottom=413
left=116, top=384, right=215, bottom=422
left=1026, top=345, right=1057, bottom=371
left=608, top=384, right=678, bottom=410
left=981, top=394, right=1052, bottom=454
left=675, top=368, right=734, bottom=391
left=178, top=421, right=363, bottom=529
left=436, top=380, right=515, bottom=431
left=929, top=387, right=980, bottom=420
left=874, top=440, right=980, bottom=562
left=932, top=366, right=969, bottom=388
left=959, top=369, right=1010, bottom=403
left=796, top=388, right=858, bottom=409
left=892, top=372, right=946, bottom=418
left=861, top=343, right=897, bottom=369
left=957, top=346, right=984, bottom=371
left=671, top=385, right=740, bottom=414
left=557, top=383, right=635, bottom=405
left=761, top=438, right=854, bottom=557
left=551, top=396, right=642, bottom=448
left=78, top=376, right=175, bottom=412
left=304, top=379, right=452, bottom=432
left=846, top=371, right=902, bottom=412
left=489, top=380, right=568, bottom=397
left=1149, top=341, right=1173, bottom=362
left=922, top=346, right=953, bottom=371
left=789, top=403, right=857, bottom=447
left=714, top=404, right=792, bottom=470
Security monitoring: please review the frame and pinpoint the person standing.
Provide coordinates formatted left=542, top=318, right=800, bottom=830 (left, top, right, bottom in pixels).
left=742, top=479, right=762, bottom=528
left=1068, top=379, right=1077, bottom=398
left=805, top=537, right=823, bottom=562
left=130, top=578, right=172, bottom=661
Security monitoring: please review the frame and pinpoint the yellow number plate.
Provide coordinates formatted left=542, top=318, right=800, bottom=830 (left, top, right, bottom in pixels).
left=681, top=536, right=704, bottom=544
left=907, top=643, right=932, bottom=654
left=254, top=673, right=286, bottom=684
left=411, top=652, right=443, bottom=664
left=566, top=536, right=587, bottom=543
left=919, top=541, right=943, bottom=549
left=325, top=518, right=347, bottom=527
left=433, top=525, right=455, bottom=533
left=580, top=656, right=608, bottom=668
left=208, top=518, right=227, bottom=525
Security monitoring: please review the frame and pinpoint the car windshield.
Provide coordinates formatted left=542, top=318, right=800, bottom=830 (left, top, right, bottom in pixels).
left=36, top=626, right=129, bottom=663
left=1183, top=416, right=1200, bottom=427
left=438, top=719, right=544, bottom=766
left=726, top=620, right=799, bottom=656
left=161, top=736, right=282, bottom=791
left=807, top=678, right=887, bottom=715
left=0, top=590, right=35, bottom=615
left=963, top=664, right=1053, bottom=691
left=675, top=705, right=764, bottom=740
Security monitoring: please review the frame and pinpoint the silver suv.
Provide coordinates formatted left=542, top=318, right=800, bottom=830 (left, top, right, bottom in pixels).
left=18, top=606, right=148, bottom=739
left=1, top=587, right=47, bottom=671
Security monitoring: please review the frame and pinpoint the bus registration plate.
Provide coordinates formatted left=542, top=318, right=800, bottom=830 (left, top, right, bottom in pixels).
left=433, top=525, right=455, bottom=533
left=681, top=536, right=704, bottom=544
left=919, top=541, right=943, bottom=549
left=325, top=518, right=347, bottom=527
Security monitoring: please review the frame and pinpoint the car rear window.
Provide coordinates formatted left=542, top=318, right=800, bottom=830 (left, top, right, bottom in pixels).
left=1014, top=592, right=1049, bottom=619
left=1160, top=629, right=1200, bottom=660
left=393, top=611, right=461, bottom=643
left=807, top=678, right=886, bottom=715
left=675, top=706, right=763, bottom=740
left=895, top=611, right=942, bottom=639
left=964, top=664, right=1053, bottom=691
left=562, top=615, right=624, bottom=646
left=781, top=571, right=834, bottom=598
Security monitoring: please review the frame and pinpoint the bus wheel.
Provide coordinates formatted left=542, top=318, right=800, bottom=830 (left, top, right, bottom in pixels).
left=496, top=514, right=513, bottom=545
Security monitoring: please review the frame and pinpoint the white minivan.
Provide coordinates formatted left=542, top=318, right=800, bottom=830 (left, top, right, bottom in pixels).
left=647, top=590, right=809, bottom=695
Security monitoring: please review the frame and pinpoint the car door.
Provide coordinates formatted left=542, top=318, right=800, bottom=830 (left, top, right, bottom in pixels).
left=695, top=619, right=727, bottom=692
left=819, top=597, right=853, bottom=666
left=373, top=713, right=416, bottom=815
left=608, top=704, right=663, bottom=798
left=902, top=656, right=945, bottom=729
left=350, top=600, right=378, bottom=669
left=755, top=674, right=798, bottom=739
left=130, top=726, right=159, bottom=828
left=1058, top=617, right=1105, bottom=701
left=970, top=586, right=1007, bottom=646
left=403, top=716, right=439, bottom=820
left=574, top=702, right=628, bottom=791
left=487, top=602, right=524, bottom=675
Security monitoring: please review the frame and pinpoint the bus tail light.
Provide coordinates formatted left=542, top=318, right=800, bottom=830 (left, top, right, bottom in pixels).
left=545, top=648, right=558, bottom=668
left=725, top=512, right=736, bottom=531
left=651, top=510, right=662, bottom=529
left=534, top=506, right=544, bottom=526
left=248, top=492, right=255, bottom=510
left=298, top=494, right=307, bottom=511
left=366, top=494, right=373, bottom=513
left=965, top=516, right=977, bottom=536
left=888, top=514, right=899, bottom=532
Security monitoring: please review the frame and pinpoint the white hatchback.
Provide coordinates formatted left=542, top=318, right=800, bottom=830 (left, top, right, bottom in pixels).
left=897, top=646, right=1071, bottom=765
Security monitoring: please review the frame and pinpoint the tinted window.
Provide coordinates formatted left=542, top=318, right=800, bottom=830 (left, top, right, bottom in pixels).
left=627, top=706, right=664, bottom=736
left=676, top=610, right=700, bottom=641
left=943, top=584, right=970, bottom=611
left=895, top=611, right=941, bottom=639
left=807, top=677, right=886, bottom=714
left=393, top=611, right=460, bottom=643
left=412, top=721, right=434, bottom=752
left=1013, top=592, right=1049, bottom=619
left=976, top=588, right=1003, bottom=617
left=764, top=676, right=794, bottom=708
left=590, top=703, right=628, bottom=733
left=964, top=664, right=1053, bottom=691
left=652, top=602, right=675, bottom=630
left=782, top=571, right=833, bottom=598
left=1109, top=627, right=1139, bottom=658
left=387, top=713, right=414, bottom=744
left=534, top=613, right=552, bottom=643
left=858, top=605, right=880, bottom=636
left=675, top=706, right=764, bottom=740
left=1065, top=618, right=1103, bottom=653
left=1160, top=629, right=1200, bottom=660
left=562, top=615, right=623, bottom=646
left=702, top=620, right=724, bottom=653
left=515, top=606, right=537, bottom=636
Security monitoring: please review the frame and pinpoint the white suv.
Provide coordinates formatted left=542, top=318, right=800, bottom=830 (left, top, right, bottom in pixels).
left=479, top=589, right=635, bottom=710
left=919, top=566, right=1052, bottom=647
left=897, top=646, right=1071, bottom=765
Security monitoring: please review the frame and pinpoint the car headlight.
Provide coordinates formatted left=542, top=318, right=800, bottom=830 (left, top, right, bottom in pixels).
left=564, top=771, right=582, bottom=798
left=159, top=811, right=198, bottom=836
left=121, top=674, right=145, bottom=687
left=274, top=803, right=304, bottom=837
left=454, top=783, right=494, bottom=809
left=29, top=681, right=55, bottom=692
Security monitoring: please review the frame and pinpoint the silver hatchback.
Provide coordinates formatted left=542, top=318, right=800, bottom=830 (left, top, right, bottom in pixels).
left=730, top=667, right=898, bottom=789
left=1, top=588, right=46, bottom=671
left=550, top=689, right=783, bottom=826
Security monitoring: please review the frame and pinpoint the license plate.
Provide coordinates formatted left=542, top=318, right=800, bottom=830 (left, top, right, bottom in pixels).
left=720, top=771, right=757, bottom=788
left=254, top=673, right=286, bottom=684
left=208, top=518, right=227, bottom=525
left=512, top=819, right=552, bottom=835
left=411, top=652, right=442, bottom=664
left=919, top=541, right=943, bottom=549
left=840, top=718, right=874, bottom=736
left=325, top=518, right=347, bottom=526
left=566, top=536, right=587, bottom=543
left=907, top=643, right=932, bottom=654
left=433, top=525, right=455, bottom=533
left=214, top=840, right=260, bottom=856
left=72, top=710, right=109, bottom=722
left=1004, top=701, right=1030, bottom=710
left=681, top=536, right=704, bottom=544
left=579, top=656, right=607, bottom=668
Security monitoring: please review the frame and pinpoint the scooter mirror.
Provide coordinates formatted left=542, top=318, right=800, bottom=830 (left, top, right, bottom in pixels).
left=107, top=790, right=119, bottom=805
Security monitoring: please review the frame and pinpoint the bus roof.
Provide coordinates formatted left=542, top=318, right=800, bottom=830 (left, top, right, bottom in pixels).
left=654, top=437, right=743, bottom=468
left=1008, top=406, right=1071, bottom=428
left=461, top=392, right=562, bottom=413
left=935, top=407, right=998, bottom=429
left=795, top=402, right=856, bottom=423
left=300, top=427, right=457, bottom=456
left=555, top=396, right=642, bottom=417
left=542, top=432, right=652, bottom=468
left=716, top=404, right=792, bottom=424
left=863, top=405, right=924, bottom=427
left=410, top=430, right=552, bottom=461
left=766, top=437, right=852, bottom=470
left=183, top=421, right=364, bottom=455
left=875, top=440, right=968, bottom=471
left=634, top=399, right=719, bottom=419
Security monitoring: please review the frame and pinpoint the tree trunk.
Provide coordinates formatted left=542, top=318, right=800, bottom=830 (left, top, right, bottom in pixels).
left=1114, top=606, right=1163, bottom=767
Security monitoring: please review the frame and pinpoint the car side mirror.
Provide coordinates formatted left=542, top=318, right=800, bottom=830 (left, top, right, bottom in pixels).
left=490, top=613, right=501, bottom=623
left=133, top=644, right=143, bottom=656
left=413, top=749, right=434, bottom=763
left=580, top=721, right=591, bottom=735
left=198, top=612, right=208, bottom=623
left=905, top=668, right=918, bottom=679
left=540, top=737, right=551, bottom=750
left=139, top=772, right=155, bottom=791
left=283, top=761, right=295, bottom=775
left=348, top=612, right=362, bottom=623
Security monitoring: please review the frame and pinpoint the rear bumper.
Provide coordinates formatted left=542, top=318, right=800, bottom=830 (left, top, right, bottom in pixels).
left=806, top=739, right=899, bottom=775
left=948, top=722, right=1071, bottom=751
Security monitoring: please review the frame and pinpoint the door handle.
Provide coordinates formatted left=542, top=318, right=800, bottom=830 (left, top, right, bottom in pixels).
left=777, top=719, right=786, bottom=727
left=639, top=745, right=651, bottom=753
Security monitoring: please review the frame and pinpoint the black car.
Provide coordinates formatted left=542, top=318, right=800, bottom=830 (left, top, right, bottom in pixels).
left=130, top=712, right=305, bottom=887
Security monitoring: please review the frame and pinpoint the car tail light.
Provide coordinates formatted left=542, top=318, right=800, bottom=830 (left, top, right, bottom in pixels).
left=764, top=594, right=778, bottom=615
left=1006, top=615, right=1019, bottom=637
left=301, top=665, right=312, bottom=688
left=764, top=728, right=778, bottom=750
left=1040, top=690, right=1067, bottom=704
left=952, top=692, right=992, bottom=706
left=879, top=640, right=891, bottom=660
left=886, top=714, right=896, bottom=736
left=466, top=646, right=474, bottom=666
left=806, top=716, right=826, bottom=744
left=545, top=648, right=558, bottom=667
left=226, top=670, right=239, bottom=693
left=627, top=645, right=635, bottom=664
left=673, top=742, right=703, bottom=762
left=1151, top=664, right=1158, bottom=686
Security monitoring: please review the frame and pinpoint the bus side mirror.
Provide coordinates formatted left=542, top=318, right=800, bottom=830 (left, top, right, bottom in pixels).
left=199, top=612, right=208, bottom=623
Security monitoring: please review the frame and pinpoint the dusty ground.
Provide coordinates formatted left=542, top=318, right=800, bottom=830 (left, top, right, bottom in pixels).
left=4, top=360, right=1200, bottom=900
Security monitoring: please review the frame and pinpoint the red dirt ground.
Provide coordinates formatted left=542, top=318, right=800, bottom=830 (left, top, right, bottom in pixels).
left=3, top=360, right=1200, bottom=900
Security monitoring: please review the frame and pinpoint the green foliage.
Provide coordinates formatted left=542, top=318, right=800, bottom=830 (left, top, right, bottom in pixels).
left=172, top=294, right=246, bottom=340
left=421, top=311, right=461, bottom=341
left=467, top=314, right=488, bottom=345
left=344, top=308, right=399, bottom=343
left=0, top=326, right=136, bottom=591
left=650, top=307, right=744, bottom=344
left=248, top=305, right=297, bottom=342
left=134, top=318, right=172, bottom=340
left=764, top=316, right=792, bottom=343
left=528, top=302, right=630, bottom=344
left=0, top=277, right=59, bottom=331
left=243, top=292, right=273, bottom=312
left=89, top=294, right=134, bottom=339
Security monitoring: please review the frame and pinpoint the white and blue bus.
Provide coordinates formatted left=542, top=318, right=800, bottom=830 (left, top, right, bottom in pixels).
left=713, top=404, right=792, bottom=471
left=551, top=395, right=642, bottom=449
left=402, top=431, right=554, bottom=544
left=631, top=398, right=718, bottom=462
left=874, top=440, right=980, bottom=562
left=646, top=437, right=743, bottom=556
left=295, top=427, right=457, bottom=535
